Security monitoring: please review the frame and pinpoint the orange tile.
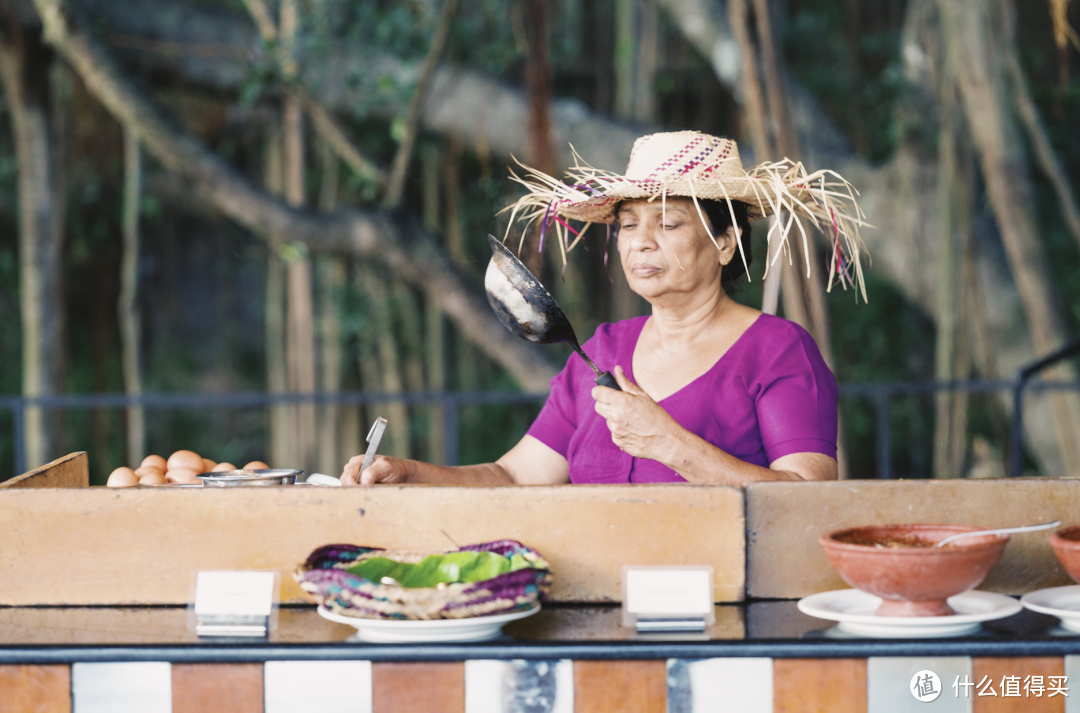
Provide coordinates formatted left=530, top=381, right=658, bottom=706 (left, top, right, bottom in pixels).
left=774, top=658, right=867, bottom=713
left=971, top=657, right=1065, bottom=713
left=0, top=665, right=71, bottom=713
left=372, top=662, right=464, bottom=713
left=172, top=663, right=263, bottom=713
left=574, top=660, right=666, bottom=713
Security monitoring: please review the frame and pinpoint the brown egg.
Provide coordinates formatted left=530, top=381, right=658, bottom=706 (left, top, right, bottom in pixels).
left=243, top=461, right=270, bottom=471
left=201, top=458, right=217, bottom=473
left=141, top=454, right=167, bottom=470
left=167, top=467, right=200, bottom=484
left=134, top=465, right=165, bottom=480
left=211, top=462, right=238, bottom=472
left=107, top=467, right=139, bottom=488
left=138, top=470, right=168, bottom=486
left=167, top=450, right=203, bottom=471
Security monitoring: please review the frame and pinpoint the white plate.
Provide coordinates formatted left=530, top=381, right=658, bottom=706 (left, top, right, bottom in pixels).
left=797, top=589, right=1021, bottom=638
left=317, top=605, right=540, bottom=643
left=1021, top=585, right=1080, bottom=632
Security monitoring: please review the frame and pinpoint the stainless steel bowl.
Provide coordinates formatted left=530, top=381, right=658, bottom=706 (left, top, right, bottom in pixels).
left=196, top=469, right=302, bottom=487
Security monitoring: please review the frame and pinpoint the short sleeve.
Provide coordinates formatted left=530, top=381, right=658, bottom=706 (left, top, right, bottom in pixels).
left=754, top=325, right=838, bottom=463
left=525, top=360, right=579, bottom=457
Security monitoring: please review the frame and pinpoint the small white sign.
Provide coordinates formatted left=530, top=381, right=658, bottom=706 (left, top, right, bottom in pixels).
left=195, top=571, right=275, bottom=616
left=622, top=566, right=714, bottom=628
left=193, top=571, right=276, bottom=636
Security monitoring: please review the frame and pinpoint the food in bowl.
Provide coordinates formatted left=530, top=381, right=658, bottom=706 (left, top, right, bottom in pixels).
left=1049, top=525, right=1080, bottom=583
left=819, top=524, right=1009, bottom=617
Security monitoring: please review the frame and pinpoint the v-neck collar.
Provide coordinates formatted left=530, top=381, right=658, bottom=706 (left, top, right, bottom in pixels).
left=624, top=313, right=765, bottom=404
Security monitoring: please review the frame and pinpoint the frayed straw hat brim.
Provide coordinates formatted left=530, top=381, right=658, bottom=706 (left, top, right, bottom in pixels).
left=500, top=131, right=872, bottom=300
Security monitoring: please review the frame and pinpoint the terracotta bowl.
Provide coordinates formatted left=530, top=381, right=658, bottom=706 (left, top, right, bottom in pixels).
left=1049, top=525, right=1080, bottom=583
left=819, top=525, right=1009, bottom=617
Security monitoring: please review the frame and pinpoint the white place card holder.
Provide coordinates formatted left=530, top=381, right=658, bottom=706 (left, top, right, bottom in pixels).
left=621, top=565, right=715, bottom=632
left=190, top=570, right=279, bottom=637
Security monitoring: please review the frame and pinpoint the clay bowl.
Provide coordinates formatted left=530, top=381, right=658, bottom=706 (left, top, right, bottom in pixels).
left=819, top=525, right=1009, bottom=617
left=1049, top=525, right=1080, bottom=583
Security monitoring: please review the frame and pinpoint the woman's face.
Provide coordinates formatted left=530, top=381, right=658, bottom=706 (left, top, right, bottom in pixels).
left=616, top=198, right=738, bottom=305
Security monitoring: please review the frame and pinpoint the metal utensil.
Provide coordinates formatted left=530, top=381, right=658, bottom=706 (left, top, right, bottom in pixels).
left=485, top=235, right=620, bottom=390
left=360, top=417, right=389, bottom=475
left=196, top=469, right=302, bottom=487
left=935, top=520, right=1062, bottom=547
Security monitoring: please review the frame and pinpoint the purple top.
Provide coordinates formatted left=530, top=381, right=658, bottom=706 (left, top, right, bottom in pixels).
left=526, top=314, right=838, bottom=483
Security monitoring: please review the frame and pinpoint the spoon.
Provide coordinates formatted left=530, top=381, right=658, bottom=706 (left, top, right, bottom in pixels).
left=485, top=235, right=620, bottom=390
left=935, top=520, right=1062, bottom=547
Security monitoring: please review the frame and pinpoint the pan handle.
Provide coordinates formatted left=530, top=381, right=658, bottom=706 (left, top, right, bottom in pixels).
left=594, top=371, right=622, bottom=391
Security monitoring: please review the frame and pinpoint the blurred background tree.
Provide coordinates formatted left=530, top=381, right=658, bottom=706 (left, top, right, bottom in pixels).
left=0, top=0, right=1076, bottom=483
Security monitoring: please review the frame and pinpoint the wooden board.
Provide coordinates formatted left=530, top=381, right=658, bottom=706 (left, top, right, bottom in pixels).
left=971, top=657, right=1066, bottom=713
left=773, top=659, right=867, bottom=713
left=0, top=452, right=88, bottom=489
left=0, top=665, right=71, bottom=713
left=573, top=660, right=666, bottom=713
left=0, top=484, right=744, bottom=605
left=372, top=663, right=463, bottom=713
left=172, top=664, right=263, bottom=713
left=746, top=479, right=1080, bottom=599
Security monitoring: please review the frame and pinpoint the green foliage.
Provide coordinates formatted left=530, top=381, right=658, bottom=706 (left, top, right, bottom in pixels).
left=783, top=0, right=908, bottom=163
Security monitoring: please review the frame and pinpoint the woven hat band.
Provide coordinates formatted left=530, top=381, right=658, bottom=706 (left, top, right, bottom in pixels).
left=624, top=132, right=744, bottom=184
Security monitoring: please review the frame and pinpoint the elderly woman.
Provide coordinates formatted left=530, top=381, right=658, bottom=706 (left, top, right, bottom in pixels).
left=342, top=131, right=866, bottom=486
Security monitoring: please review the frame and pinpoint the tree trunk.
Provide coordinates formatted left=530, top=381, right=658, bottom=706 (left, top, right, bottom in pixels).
left=422, top=142, right=445, bottom=463
left=1000, top=0, right=1080, bottom=255
left=444, top=133, right=465, bottom=265
left=610, top=0, right=650, bottom=323
left=426, top=295, right=446, bottom=464
left=279, top=0, right=317, bottom=473
left=317, top=139, right=345, bottom=477
left=359, top=267, right=410, bottom=459
left=932, top=85, right=962, bottom=479
left=384, top=0, right=458, bottom=209
left=263, top=120, right=291, bottom=469
left=523, top=0, right=554, bottom=278
left=0, top=26, right=65, bottom=469
left=937, top=0, right=1080, bottom=476
left=119, top=127, right=144, bottom=467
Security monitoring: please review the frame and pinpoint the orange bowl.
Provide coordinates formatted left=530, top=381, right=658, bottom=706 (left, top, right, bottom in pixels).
left=819, top=525, right=1009, bottom=617
left=1049, top=526, right=1080, bottom=583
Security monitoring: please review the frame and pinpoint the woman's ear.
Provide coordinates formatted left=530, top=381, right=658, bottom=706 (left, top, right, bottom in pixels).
left=717, top=225, right=740, bottom=265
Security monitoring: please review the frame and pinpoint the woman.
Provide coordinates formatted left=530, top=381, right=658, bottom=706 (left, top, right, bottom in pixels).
left=342, top=131, right=866, bottom=486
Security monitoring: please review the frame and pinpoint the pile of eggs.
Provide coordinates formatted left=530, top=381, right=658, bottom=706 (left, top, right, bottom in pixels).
left=107, top=450, right=270, bottom=487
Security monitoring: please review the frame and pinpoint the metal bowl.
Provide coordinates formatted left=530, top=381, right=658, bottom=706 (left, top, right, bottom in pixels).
left=196, top=469, right=303, bottom=487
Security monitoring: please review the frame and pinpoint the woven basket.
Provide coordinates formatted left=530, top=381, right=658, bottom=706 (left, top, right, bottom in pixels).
left=295, top=539, right=553, bottom=621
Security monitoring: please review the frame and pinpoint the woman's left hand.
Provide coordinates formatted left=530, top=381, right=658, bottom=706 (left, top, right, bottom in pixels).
left=592, top=366, right=682, bottom=461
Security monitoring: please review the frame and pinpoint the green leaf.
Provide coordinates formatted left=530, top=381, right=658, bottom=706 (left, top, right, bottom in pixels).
left=346, top=552, right=531, bottom=588
left=465, top=552, right=511, bottom=582
left=345, top=556, right=413, bottom=582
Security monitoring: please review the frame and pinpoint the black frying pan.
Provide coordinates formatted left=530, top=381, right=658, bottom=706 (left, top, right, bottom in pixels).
left=485, top=235, right=620, bottom=391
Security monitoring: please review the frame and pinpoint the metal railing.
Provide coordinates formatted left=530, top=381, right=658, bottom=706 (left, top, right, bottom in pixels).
left=0, top=390, right=546, bottom=476
left=1010, top=339, right=1080, bottom=478
left=2, top=341, right=1078, bottom=479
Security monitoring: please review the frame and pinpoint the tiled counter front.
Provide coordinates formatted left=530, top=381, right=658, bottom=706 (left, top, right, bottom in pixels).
left=3, top=604, right=1080, bottom=713
left=4, top=656, right=1079, bottom=712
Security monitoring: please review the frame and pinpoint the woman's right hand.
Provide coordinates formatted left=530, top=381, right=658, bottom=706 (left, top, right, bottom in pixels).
left=340, top=454, right=411, bottom=485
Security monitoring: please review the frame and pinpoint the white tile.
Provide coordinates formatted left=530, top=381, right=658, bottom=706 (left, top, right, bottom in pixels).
left=73, top=662, right=172, bottom=713
left=465, top=659, right=573, bottom=713
left=666, top=658, right=772, bottom=713
left=264, top=660, right=371, bottom=713
left=868, top=657, right=971, bottom=713
left=1065, top=655, right=1080, bottom=713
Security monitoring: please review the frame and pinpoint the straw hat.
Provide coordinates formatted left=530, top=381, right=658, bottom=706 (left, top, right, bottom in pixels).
left=502, top=130, right=870, bottom=298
